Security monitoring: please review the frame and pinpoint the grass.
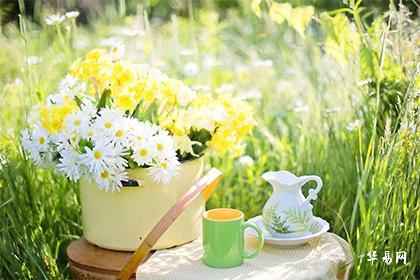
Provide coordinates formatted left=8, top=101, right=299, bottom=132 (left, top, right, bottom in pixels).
left=0, top=1, right=418, bottom=279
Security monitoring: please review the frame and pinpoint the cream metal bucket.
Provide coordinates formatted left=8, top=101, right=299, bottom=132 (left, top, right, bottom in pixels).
left=79, top=157, right=205, bottom=251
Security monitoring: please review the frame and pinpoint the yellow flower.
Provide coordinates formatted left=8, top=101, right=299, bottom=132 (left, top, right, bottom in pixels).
left=39, top=102, right=77, bottom=134
left=114, top=91, right=137, bottom=111
left=110, top=61, right=134, bottom=92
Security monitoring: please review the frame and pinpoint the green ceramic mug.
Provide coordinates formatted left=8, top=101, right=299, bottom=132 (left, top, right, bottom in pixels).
left=202, top=208, right=264, bottom=268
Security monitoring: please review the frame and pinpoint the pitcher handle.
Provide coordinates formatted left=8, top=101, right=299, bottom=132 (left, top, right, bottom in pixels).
left=300, top=176, right=323, bottom=204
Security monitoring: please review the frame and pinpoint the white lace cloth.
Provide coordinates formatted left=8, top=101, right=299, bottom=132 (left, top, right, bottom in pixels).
left=136, top=233, right=352, bottom=280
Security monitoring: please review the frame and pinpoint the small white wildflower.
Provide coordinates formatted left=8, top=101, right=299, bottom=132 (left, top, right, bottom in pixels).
left=238, top=155, right=254, bottom=167
left=110, top=43, right=125, bottom=59
left=294, top=100, right=309, bottom=113
left=99, top=37, right=124, bottom=47
left=253, top=59, right=273, bottom=68
left=179, top=48, right=196, bottom=56
left=65, top=11, right=80, bottom=19
left=356, top=78, right=373, bottom=87
left=238, top=89, right=262, bottom=100
left=325, top=107, right=341, bottom=114
left=45, top=14, right=66, bottom=25
left=346, top=119, right=362, bottom=131
left=215, top=84, right=234, bottom=94
left=183, top=62, right=199, bottom=76
left=192, top=84, right=210, bottom=92
left=116, top=27, right=145, bottom=37
left=27, top=56, right=41, bottom=65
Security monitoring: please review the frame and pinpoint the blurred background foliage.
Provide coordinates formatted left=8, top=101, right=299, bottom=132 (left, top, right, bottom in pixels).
left=1, top=0, right=418, bottom=26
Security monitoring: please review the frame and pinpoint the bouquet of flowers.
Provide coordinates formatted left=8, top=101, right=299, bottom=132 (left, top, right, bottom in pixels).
left=22, top=49, right=254, bottom=191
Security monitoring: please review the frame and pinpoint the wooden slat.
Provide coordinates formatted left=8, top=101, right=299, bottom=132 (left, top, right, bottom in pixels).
left=117, top=168, right=222, bottom=280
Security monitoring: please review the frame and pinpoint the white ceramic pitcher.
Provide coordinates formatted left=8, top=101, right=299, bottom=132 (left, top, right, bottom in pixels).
left=261, top=171, right=323, bottom=238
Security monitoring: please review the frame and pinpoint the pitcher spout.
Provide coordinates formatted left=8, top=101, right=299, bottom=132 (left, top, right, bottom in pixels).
left=262, top=170, right=299, bottom=188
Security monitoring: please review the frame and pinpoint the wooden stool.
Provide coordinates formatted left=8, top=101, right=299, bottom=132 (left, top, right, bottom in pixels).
left=67, top=237, right=153, bottom=279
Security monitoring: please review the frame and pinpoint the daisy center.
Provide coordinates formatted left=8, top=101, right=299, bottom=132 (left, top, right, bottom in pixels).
left=139, top=148, right=148, bottom=156
left=94, top=150, right=102, bottom=159
left=137, top=136, right=142, bottom=141
left=105, top=122, right=113, bottom=128
left=157, top=143, right=164, bottom=151
left=87, top=131, right=94, bottom=137
left=38, top=137, right=45, bottom=145
left=115, top=129, right=124, bottom=138
left=161, top=162, right=168, bottom=169
left=74, top=119, right=81, bottom=126
left=101, top=171, right=109, bottom=179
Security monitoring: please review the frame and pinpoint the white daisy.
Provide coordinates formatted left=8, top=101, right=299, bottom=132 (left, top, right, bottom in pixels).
left=95, top=166, right=127, bottom=192
left=56, top=146, right=84, bottom=181
left=64, top=104, right=96, bottom=135
left=94, top=108, right=124, bottom=137
left=54, top=131, right=80, bottom=151
left=108, top=121, right=131, bottom=148
left=132, top=141, right=154, bottom=166
left=59, top=74, right=86, bottom=97
left=80, top=124, right=96, bottom=140
left=127, top=120, right=158, bottom=144
left=21, top=129, right=32, bottom=153
left=148, top=156, right=180, bottom=184
left=21, top=127, right=54, bottom=167
left=64, top=111, right=88, bottom=135
left=151, top=132, right=176, bottom=161
left=31, top=125, right=50, bottom=152
left=80, top=142, right=127, bottom=175
left=47, top=93, right=66, bottom=105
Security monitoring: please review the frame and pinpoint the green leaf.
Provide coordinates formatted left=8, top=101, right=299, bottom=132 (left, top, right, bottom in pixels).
left=78, top=139, right=93, bottom=153
left=287, top=6, right=314, bottom=38
left=131, top=101, right=143, bottom=118
left=359, top=43, right=378, bottom=78
left=74, top=95, right=84, bottom=109
left=284, top=207, right=319, bottom=233
left=269, top=2, right=292, bottom=25
left=134, top=101, right=159, bottom=122
left=320, top=13, right=361, bottom=65
left=251, top=0, right=262, bottom=18
left=188, top=128, right=212, bottom=157
left=96, top=89, right=112, bottom=110
left=268, top=3, right=313, bottom=38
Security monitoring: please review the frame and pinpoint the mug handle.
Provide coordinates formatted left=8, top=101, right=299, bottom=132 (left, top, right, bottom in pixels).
left=299, top=175, right=323, bottom=204
left=242, top=222, right=264, bottom=259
